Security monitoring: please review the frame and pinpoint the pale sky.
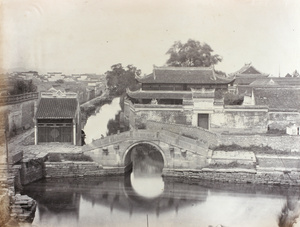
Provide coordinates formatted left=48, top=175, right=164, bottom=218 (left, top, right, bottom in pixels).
left=1, top=0, right=300, bottom=76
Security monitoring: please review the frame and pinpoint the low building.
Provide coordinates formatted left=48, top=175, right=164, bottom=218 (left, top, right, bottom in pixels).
left=286, top=123, right=299, bottom=135
left=34, top=90, right=81, bottom=145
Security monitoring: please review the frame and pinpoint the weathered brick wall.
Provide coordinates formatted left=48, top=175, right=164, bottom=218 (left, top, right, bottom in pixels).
left=217, top=134, right=300, bottom=151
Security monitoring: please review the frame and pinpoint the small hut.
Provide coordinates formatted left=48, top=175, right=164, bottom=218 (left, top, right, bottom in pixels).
left=35, top=90, right=81, bottom=145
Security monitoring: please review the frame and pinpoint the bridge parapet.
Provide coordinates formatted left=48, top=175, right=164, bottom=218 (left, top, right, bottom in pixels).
left=85, top=129, right=208, bottom=155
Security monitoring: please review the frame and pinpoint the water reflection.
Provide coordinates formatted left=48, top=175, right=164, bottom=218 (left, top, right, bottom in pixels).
left=22, top=175, right=300, bottom=227
left=130, top=173, right=164, bottom=199
left=129, top=143, right=165, bottom=199
left=83, top=97, right=121, bottom=144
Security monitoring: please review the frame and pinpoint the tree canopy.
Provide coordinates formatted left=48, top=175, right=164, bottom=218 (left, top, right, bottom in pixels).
left=166, top=39, right=222, bottom=67
left=105, top=64, right=141, bottom=96
left=8, top=79, right=37, bottom=95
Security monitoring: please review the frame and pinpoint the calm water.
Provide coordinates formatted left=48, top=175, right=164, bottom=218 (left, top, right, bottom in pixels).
left=83, top=97, right=121, bottom=144
left=22, top=172, right=300, bottom=227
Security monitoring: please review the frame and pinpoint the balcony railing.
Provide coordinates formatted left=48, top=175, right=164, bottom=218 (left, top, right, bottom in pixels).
left=0, top=92, right=39, bottom=106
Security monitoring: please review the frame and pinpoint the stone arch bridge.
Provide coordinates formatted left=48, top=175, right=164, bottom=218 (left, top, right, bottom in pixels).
left=83, top=129, right=216, bottom=174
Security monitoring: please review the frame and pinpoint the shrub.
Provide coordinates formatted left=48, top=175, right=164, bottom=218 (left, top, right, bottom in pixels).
left=48, top=153, right=61, bottom=162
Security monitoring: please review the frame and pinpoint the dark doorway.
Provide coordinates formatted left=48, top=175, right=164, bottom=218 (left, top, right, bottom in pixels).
left=198, top=114, right=209, bottom=129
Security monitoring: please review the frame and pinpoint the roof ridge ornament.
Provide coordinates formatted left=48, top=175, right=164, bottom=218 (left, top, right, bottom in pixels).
left=211, top=64, right=216, bottom=80
left=153, top=65, right=156, bottom=80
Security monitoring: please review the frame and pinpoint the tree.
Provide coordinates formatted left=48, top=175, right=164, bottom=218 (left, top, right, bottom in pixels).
left=9, top=79, right=37, bottom=95
left=55, top=79, right=64, bottom=84
left=166, top=39, right=222, bottom=67
left=292, top=70, right=299, bottom=78
left=105, top=64, right=141, bottom=96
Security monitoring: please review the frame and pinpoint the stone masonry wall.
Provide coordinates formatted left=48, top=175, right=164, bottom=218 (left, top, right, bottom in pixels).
left=20, top=158, right=45, bottom=185
left=163, top=168, right=300, bottom=186
left=44, top=162, right=125, bottom=178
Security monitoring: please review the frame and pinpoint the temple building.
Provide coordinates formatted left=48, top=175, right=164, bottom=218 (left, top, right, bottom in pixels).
left=124, top=66, right=269, bottom=134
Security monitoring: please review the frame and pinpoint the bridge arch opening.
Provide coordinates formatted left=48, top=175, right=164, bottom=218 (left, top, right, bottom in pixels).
left=123, top=142, right=165, bottom=198
left=123, top=142, right=166, bottom=174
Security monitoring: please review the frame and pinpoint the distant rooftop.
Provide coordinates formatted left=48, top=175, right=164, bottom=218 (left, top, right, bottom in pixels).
left=47, top=72, right=62, bottom=74
left=229, top=63, right=269, bottom=77
left=137, top=66, right=234, bottom=85
left=254, top=87, right=300, bottom=111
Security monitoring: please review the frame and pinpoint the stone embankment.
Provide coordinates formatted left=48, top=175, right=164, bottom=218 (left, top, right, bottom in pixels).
left=10, top=194, right=36, bottom=223
left=164, top=150, right=300, bottom=186
left=45, top=161, right=127, bottom=178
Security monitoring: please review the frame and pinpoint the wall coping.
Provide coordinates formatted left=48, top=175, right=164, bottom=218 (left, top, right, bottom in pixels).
left=201, top=168, right=256, bottom=173
left=256, top=155, right=300, bottom=159
left=257, top=167, right=300, bottom=172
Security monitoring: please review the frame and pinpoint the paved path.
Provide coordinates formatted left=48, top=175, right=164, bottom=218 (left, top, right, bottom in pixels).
left=8, top=129, right=82, bottom=160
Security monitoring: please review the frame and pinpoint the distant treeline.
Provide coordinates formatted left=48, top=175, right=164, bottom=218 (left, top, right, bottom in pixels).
left=7, top=79, right=37, bottom=95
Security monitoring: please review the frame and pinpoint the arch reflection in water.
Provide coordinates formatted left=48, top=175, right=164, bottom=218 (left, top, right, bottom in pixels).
left=130, top=172, right=164, bottom=199
left=127, top=143, right=165, bottom=199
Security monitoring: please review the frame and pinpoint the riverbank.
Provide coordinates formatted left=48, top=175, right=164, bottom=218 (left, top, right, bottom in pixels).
left=80, top=91, right=114, bottom=126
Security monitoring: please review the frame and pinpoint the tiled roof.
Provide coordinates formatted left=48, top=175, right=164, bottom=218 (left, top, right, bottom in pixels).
left=272, top=78, right=300, bottom=86
left=229, top=63, right=269, bottom=77
left=237, top=86, right=252, bottom=95
left=127, top=89, right=192, bottom=99
left=249, top=78, right=279, bottom=86
left=254, top=88, right=300, bottom=110
left=239, top=77, right=300, bottom=87
left=234, top=77, right=259, bottom=85
left=36, top=98, right=78, bottom=119
left=137, top=67, right=234, bottom=84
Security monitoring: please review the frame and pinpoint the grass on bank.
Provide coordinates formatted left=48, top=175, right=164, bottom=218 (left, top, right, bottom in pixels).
left=212, top=144, right=300, bottom=156
left=47, top=153, right=93, bottom=162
